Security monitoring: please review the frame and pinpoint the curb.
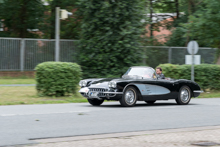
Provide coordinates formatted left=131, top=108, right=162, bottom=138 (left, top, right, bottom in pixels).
left=32, top=125, right=220, bottom=144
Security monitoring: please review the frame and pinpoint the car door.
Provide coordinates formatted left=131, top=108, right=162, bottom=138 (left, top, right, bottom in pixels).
left=154, top=79, right=178, bottom=100
left=135, top=78, right=160, bottom=101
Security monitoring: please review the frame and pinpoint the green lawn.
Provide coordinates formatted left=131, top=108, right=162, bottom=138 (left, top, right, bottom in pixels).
left=0, top=86, right=87, bottom=105
left=198, top=90, right=220, bottom=98
left=0, top=79, right=36, bottom=84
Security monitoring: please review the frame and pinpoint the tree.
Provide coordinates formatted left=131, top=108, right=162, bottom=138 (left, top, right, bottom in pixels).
left=77, top=0, right=145, bottom=78
left=42, top=0, right=80, bottom=39
left=182, top=0, right=220, bottom=64
left=0, top=0, right=44, bottom=38
left=142, top=0, right=181, bottom=45
left=164, top=0, right=208, bottom=46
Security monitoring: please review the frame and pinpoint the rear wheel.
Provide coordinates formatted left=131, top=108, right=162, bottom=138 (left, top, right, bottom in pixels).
left=120, top=86, right=138, bottom=107
left=176, top=86, right=191, bottom=105
left=145, top=100, right=156, bottom=104
left=88, top=99, right=104, bottom=106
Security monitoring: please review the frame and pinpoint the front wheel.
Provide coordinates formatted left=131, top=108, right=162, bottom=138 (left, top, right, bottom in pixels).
left=176, top=86, right=191, bottom=105
left=88, top=99, right=104, bottom=106
left=120, top=86, right=138, bottom=107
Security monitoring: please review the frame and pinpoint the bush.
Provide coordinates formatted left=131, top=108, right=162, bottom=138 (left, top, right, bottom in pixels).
left=35, top=62, right=82, bottom=97
left=158, top=64, right=220, bottom=90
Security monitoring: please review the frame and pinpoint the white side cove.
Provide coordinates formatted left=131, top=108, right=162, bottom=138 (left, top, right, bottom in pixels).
left=134, top=84, right=170, bottom=95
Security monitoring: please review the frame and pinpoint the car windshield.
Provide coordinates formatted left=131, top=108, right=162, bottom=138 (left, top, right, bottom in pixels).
left=123, top=67, right=155, bottom=79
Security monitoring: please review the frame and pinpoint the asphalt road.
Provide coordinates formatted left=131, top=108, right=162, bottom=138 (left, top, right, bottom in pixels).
left=1, top=98, right=220, bottom=146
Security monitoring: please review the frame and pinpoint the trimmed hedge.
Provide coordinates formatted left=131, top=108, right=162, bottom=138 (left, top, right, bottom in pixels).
left=35, top=62, right=82, bottom=97
left=158, top=64, right=220, bottom=90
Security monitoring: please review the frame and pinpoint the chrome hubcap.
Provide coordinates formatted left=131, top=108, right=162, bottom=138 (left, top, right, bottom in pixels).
left=125, top=90, right=135, bottom=104
left=180, top=89, right=189, bottom=102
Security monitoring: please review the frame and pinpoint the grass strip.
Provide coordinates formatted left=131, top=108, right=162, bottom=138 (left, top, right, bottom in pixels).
left=198, top=90, right=220, bottom=98
left=0, top=86, right=87, bottom=105
left=0, top=86, right=219, bottom=106
left=0, top=79, right=36, bottom=84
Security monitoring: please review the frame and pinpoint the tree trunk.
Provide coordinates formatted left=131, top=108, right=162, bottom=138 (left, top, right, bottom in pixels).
left=50, top=7, right=55, bottom=39
left=175, top=0, right=179, bottom=18
left=149, top=0, right=153, bottom=37
left=19, top=0, right=28, bottom=38
left=185, top=0, right=192, bottom=46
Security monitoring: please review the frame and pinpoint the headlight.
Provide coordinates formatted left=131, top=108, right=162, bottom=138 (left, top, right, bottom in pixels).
left=79, top=80, right=88, bottom=87
left=108, top=81, right=117, bottom=88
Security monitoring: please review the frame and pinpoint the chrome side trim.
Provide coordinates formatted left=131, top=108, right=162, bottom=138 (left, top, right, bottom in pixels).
left=193, top=90, right=204, bottom=93
left=103, top=92, right=123, bottom=94
left=122, top=83, right=138, bottom=93
left=122, top=83, right=170, bottom=95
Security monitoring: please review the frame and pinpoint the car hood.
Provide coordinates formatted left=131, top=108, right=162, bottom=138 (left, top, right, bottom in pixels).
left=89, top=78, right=121, bottom=88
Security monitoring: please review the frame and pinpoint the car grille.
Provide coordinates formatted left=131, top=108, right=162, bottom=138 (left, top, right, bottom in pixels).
left=89, top=88, right=107, bottom=97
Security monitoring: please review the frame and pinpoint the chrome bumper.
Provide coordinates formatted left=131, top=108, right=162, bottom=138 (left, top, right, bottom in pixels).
left=103, top=92, right=123, bottom=94
left=79, top=88, right=123, bottom=100
left=193, top=90, right=204, bottom=93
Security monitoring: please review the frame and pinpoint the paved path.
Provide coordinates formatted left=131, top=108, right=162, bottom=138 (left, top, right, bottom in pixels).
left=0, top=84, right=35, bottom=86
left=28, top=126, right=220, bottom=147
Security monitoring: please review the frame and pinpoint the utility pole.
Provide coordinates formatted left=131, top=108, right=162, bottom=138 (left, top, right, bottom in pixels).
left=55, top=7, right=60, bottom=62
left=55, top=7, right=72, bottom=62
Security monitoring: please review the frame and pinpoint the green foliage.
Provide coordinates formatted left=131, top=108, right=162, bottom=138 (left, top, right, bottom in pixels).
left=181, top=0, right=220, bottom=61
left=158, top=64, right=220, bottom=90
left=0, top=0, right=45, bottom=38
left=35, top=62, right=82, bottom=97
left=181, top=0, right=220, bottom=45
left=165, top=27, right=187, bottom=46
left=42, top=0, right=80, bottom=39
left=77, top=0, right=145, bottom=78
left=162, top=0, right=212, bottom=47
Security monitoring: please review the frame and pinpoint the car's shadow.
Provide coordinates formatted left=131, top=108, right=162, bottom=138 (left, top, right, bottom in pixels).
left=82, top=102, right=198, bottom=108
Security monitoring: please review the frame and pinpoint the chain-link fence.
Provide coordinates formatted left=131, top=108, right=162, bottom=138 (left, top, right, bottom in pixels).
left=0, top=38, right=217, bottom=71
left=141, top=46, right=217, bottom=68
left=0, top=38, right=78, bottom=71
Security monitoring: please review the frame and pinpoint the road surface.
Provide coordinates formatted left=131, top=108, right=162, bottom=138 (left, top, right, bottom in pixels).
left=1, top=98, right=220, bottom=146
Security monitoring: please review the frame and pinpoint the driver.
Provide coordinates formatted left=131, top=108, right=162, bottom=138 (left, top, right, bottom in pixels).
left=156, top=67, right=165, bottom=79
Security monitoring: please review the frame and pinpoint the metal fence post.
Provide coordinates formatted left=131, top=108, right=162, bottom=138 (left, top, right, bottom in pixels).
left=143, top=47, right=146, bottom=65
left=20, top=39, right=25, bottom=71
left=168, top=47, right=172, bottom=63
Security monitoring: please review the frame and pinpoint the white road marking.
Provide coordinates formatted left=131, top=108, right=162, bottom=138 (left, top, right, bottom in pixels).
left=0, top=111, right=90, bottom=117
left=0, top=105, right=200, bottom=117
left=1, top=114, right=17, bottom=116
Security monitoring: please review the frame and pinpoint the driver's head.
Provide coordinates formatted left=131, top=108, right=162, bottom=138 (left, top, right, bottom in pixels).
left=156, top=67, right=162, bottom=75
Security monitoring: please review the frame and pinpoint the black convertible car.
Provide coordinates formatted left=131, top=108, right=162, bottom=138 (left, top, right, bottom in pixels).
left=79, top=66, right=203, bottom=107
